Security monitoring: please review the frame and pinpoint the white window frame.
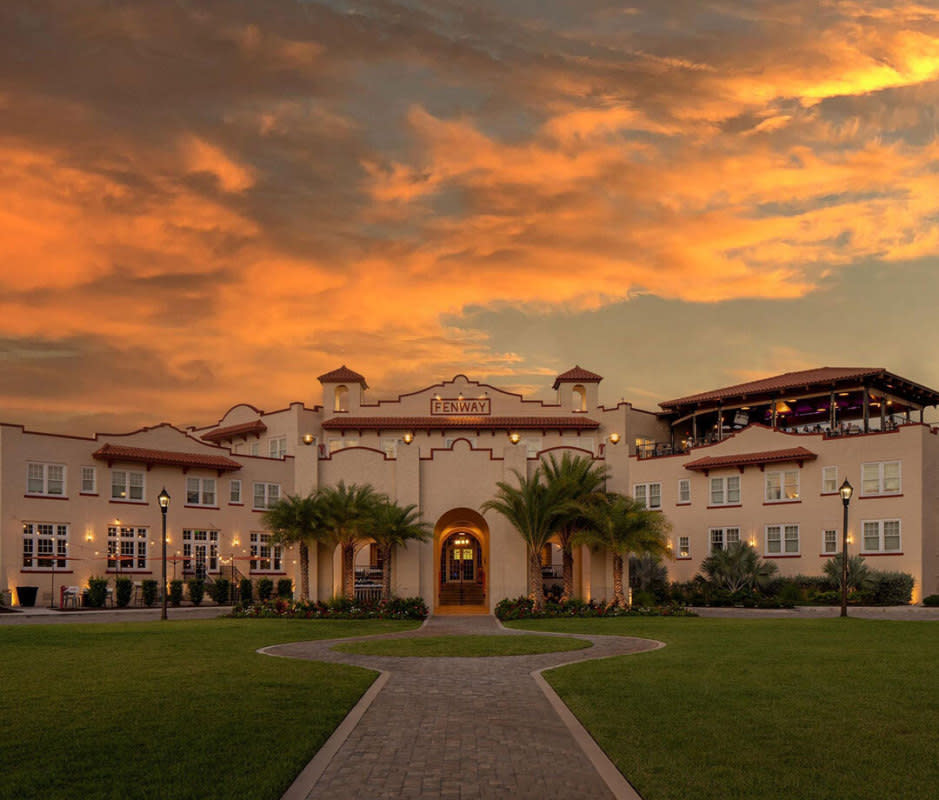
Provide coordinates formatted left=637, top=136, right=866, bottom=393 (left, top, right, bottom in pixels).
left=822, top=529, right=838, bottom=554
left=380, top=437, right=399, bottom=458
left=709, top=527, right=740, bottom=553
left=765, top=469, right=800, bottom=502
left=821, top=466, right=838, bottom=494
left=860, top=460, right=901, bottom=497
left=709, top=475, right=741, bottom=506
left=523, top=436, right=543, bottom=458
left=250, top=532, right=284, bottom=572
left=677, top=536, right=691, bottom=559
left=80, top=466, right=97, bottom=495
left=107, top=526, right=149, bottom=571
left=182, top=529, right=220, bottom=575
left=26, top=462, right=67, bottom=497
left=249, top=442, right=260, bottom=456
left=229, top=479, right=242, bottom=504
left=22, top=522, right=69, bottom=569
left=269, top=436, right=287, bottom=459
left=111, top=470, right=145, bottom=502
left=253, top=482, right=280, bottom=510
left=861, top=519, right=902, bottom=554
left=633, top=482, right=662, bottom=510
left=677, top=479, right=691, bottom=504
left=765, top=523, right=800, bottom=556
left=186, top=477, right=217, bottom=507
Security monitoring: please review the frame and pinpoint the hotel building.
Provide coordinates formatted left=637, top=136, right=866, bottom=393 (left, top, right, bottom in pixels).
left=2, top=365, right=937, bottom=609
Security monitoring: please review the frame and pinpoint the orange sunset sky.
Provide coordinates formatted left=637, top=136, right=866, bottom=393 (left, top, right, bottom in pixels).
left=2, top=1, right=939, bottom=434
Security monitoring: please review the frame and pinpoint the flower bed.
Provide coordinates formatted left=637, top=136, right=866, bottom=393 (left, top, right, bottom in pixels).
left=231, top=595, right=428, bottom=620
left=495, top=596, right=696, bottom=620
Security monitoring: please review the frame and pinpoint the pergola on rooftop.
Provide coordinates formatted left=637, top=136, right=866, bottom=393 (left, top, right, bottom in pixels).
left=647, top=367, right=939, bottom=458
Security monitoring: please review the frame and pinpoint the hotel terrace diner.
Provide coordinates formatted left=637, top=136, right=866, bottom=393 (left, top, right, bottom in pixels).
left=2, top=365, right=938, bottom=609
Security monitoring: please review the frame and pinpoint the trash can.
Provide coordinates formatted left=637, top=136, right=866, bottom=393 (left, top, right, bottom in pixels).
left=16, top=586, right=39, bottom=607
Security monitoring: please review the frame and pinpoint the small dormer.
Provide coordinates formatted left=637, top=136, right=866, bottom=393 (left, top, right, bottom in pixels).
left=318, top=365, right=368, bottom=413
left=553, top=365, right=603, bottom=411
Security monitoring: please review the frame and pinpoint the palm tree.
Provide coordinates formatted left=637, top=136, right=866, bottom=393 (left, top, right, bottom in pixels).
left=823, top=552, right=871, bottom=592
left=584, top=493, right=671, bottom=607
left=481, top=467, right=564, bottom=610
left=316, top=481, right=385, bottom=600
left=540, top=452, right=610, bottom=601
left=261, top=493, right=320, bottom=601
left=700, top=542, right=778, bottom=594
left=369, top=500, right=431, bottom=601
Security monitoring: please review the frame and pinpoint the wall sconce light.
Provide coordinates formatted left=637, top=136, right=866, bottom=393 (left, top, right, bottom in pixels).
left=608, top=432, right=621, bottom=444
left=403, top=432, right=414, bottom=444
left=509, top=432, right=521, bottom=444
left=302, top=433, right=315, bottom=445
left=85, top=531, right=94, bottom=542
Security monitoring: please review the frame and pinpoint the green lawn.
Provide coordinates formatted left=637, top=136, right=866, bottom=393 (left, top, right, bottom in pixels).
left=334, top=634, right=591, bottom=657
left=509, top=618, right=939, bottom=800
left=0, top=618, right=418, bottom=800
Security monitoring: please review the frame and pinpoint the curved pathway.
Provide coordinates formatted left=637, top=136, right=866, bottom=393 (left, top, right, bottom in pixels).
left=263, top=615, right=661, bottom=800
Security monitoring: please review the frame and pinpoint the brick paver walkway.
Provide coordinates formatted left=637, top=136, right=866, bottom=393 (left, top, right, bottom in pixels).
left=264, top=615, right=660, bottom=800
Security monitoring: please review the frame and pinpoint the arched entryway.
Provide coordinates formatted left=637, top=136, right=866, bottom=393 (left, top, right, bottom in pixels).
left=434, top=508, right=489, bottom=612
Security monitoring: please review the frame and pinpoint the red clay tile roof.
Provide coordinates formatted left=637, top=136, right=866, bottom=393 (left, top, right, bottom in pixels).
left=200, top=420, right=267, bottom=442
left=317, top=365, right=368, bottom=388
left=684, top=446, right=817, bottom=472
left=93, top=443, right=243, bottom=472
left=553, top=365, right=603, bottom=389
left=660, top=367, right=891, bottom=409
left=322, top=416, right=600, bottom=431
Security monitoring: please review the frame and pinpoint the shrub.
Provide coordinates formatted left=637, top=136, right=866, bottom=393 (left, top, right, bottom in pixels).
left=169, top=580, right=184, bottom=607
left=865, top=571, right=914, bottom=605
left=239, top=578, right=253, bottom=604
left=115, top=577, right=133, bottom=608
left=922, top=594, right=939, bottom=606
left=492, top=595, right=695, bottom=620
left=823, top=553, right=871, bottom=591
left=86, top=577, right=109, bottom=608
left=141, top=580, right=158, bottom=607
left=209, top=578, right=230, bottom=605
left=231, top=595, right=429, bottom=620
left=257, top=578, right=274, bottom=602
left=187, top=579, right=205, bottom=606
left=777, top=582, right=802, bottom=607
left=277, top=579, right=293, bottom=600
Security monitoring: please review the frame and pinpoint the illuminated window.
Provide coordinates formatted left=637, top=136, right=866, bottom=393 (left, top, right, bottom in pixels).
left=765, top=470, right=800, bottom=502
left=22, top=522, right=68, bottom=569
left=182, top=529, right=219, bottom=575
left=334, top=385, right=348, bottom=411
left=111, top=470, right=145, bottom=502
left=678, top=536, right=690, bottom=559
left=107, top=526, right=148, bottom=570
left=250, top=532, right=283, bottom=572
left=572, top=384, right=586, bottom=411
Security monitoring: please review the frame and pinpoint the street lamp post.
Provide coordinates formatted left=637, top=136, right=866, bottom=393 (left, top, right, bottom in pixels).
left=839, top=478, right=853, bottom=618
left=158, top=487, right=171, bottom=621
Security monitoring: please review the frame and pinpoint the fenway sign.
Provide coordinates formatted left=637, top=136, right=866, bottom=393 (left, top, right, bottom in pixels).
left=430, top=397, right=491, bottom=415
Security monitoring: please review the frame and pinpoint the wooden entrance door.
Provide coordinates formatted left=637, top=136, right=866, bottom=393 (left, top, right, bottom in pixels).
left=439, top=532, right=484, bottom=606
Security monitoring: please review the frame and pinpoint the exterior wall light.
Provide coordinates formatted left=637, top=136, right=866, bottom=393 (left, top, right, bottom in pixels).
left=509, top=432, right=521, bottom=444
left=608, top=433, right=621, bottom=444
left=403, top=432, right=414, bottom=444
left=302, top=433, right=315, bottom=445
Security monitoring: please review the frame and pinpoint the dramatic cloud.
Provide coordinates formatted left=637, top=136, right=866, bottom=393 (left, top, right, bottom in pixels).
left=1, top=0, right=937, bottom=431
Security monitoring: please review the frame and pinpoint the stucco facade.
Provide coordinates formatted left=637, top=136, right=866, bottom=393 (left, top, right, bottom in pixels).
left=2, top=365, right=937, bottom=608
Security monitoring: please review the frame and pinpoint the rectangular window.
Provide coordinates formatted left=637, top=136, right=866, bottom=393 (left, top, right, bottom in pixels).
left=250, top=532, right=283, bottom=572
left=250, top=442, right=260, bottom=456
left=269, top=436, right=287, bottom=459
left=524, top=437, right=543, bottom=458
left=107, top=526, right=148, bottom=570
left=81, top=466, right=97, bottom=494
left=765, top=470, right=800, bottom=502
left=766, top=524, right=800, bottom=555
left=22, top=522, right=68, bottom=569
left=633, top=483, right=662, bottom=510
left=678, top=536, right=690, bottom=559
left=861, top=461, right=901, bottom=496
left=861, top=519, right=901, bottom=553
left=182, top=529, right=219, bottom=575
left=823, top=529, right=838, bottom=554
left=253, top=482, right=280, bottom=510
left=380, top=437, right=399, bottom=458
left=678, top=479, right=691, bottom=504
left=709, top=475, right=740, bottom=506
left=111, top=470, right=145, bottom=502
left=186, top=477, right=217, bottom=507
left=26, top=463, right=66, bottom=497
left=230, top=479, right=242, bottom=504
left=709, top=527, right=740, bottom=552
left=822, top=466, right=838, bottom=494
